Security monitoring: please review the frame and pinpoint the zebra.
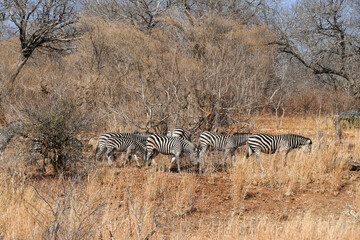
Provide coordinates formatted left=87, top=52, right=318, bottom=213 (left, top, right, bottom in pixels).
left=243, top=133, right=312, bottom=171
left=146, top=134, right=199, bottom=174
left=105, top=137, right=147, bottom=167
left=199, top=131, right=251, bottom=169
left=167, top=127, right=192, bottom=141
left=95, top=132, right=151, bottom=159
left=0, top=120, right=27, bottom=156
left=95, top=132, right=151, bottom=166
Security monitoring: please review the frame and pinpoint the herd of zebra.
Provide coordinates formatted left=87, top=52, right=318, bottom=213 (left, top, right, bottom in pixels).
left=95, top=128, right=313, bottom=174
left=0, top=120, right=313, bottom=174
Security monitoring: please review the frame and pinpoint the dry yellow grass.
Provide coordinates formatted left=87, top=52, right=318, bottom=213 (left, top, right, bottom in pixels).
left=0, top=115, right=360, bottom=239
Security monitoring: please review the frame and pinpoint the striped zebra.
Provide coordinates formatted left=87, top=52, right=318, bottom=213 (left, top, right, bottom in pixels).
left=106, top=137, right=147, bottom=167
left=243, top=133, right=312, bottom=171
left=146, top=134, right=199, bottom=174
left=95, top=132, right=151, bottom=166
left=167, top=127, right=192, bottom=141
left=199, top=131, right=251, bottom=168
left=0, top=120, right=26, bottom=155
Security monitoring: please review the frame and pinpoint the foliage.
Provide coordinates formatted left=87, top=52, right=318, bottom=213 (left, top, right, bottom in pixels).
left=25, top=96, right=86, bottom=175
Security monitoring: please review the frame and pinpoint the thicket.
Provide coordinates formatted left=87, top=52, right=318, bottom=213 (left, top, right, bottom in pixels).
left=0, top=1, right=357, bottom=135
left=24, top=96, right=89, bottom=175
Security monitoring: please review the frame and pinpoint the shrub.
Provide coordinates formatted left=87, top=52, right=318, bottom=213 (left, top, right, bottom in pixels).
left=24, top=96, right=88, bottom=176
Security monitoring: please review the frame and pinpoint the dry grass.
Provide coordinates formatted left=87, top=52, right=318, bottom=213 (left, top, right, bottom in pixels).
left=0, top=10, right=359, bottom=239
left=0, top=115, right=360, bottom=239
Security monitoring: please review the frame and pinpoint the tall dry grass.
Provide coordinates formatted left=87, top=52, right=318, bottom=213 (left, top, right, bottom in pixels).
left=0, top=115, right=359, bottom=239
left=178, top=213, right=360, bottom=240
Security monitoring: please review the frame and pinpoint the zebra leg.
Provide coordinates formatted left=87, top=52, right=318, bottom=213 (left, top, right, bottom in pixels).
left=168, top=156, right=176, bottom=173
left=255, top=150, right=265, bottom=172
left=125, top=148, right=134, bottom=166
left=132, top=153, right=142, bottom=168
left=242, top=144, right=252, bottom=164
left=199, top=145, right=208, bottom=172
left=141, top=151, right=147, bottom=167
left=230, top=150, right=235, bottom=168
left=95, top=145, right=106, bottom=162
left=280, top=147, right=291, bottom=167
left=145, top=149, right=153, bottom=168
left=222, top=149, right=230, bottom=166
left=146, top=150, right=158, bottom=168
left=283, top=150, right=290, bottom=167
left=150, top=152, right=159, bottom=169
left=175, top=154, right=182, bottom=175
left=106, top=148, right=115, bottom=166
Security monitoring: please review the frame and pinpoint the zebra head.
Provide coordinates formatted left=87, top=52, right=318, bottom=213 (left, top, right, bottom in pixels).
left=300, top=137, right=312, bottom=153
left=188, top=142, right=200, bottom=166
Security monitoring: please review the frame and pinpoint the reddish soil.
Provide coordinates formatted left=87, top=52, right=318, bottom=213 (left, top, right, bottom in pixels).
left=101, top=167, right=360, bottom=232
left=191, top=172, right=359, bottom=220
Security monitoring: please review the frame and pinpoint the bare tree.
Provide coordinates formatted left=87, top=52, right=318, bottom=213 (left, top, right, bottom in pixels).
left=179, top=0, right=263, bottom=25
left=0, top=3, right=7, bottom=20
left=81, top=0, right=174, bottom=33
left=270, top=0, right=360, bottom=101
left=1, top=0, right=80, bottom=87
left=81, top=0, right=263, bottom=33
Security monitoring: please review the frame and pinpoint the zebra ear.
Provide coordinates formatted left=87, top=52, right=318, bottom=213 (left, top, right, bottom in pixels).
left=307, top=139, right=312, bottom=144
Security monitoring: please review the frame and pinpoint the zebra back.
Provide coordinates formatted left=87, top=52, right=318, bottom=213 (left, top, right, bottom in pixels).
left=146, top=134, right=198, bottom=165
left=130, top=132, right=153, bottom=144
left=199, top=131, right=232, bottom=149
left=96, top=132, right=151, bottom=148
left=171, top=127, right=192, bottom=142
left=247, top=133, right=279, bottom=154
left=97, top=132, right=123, bottom=144
left=146, top=134, right=179, bottom=155
left=231, top=133, right=251, bottom=148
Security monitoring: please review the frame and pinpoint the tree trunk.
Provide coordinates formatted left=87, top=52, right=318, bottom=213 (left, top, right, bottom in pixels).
left=9, top=57, right=30, bottom=90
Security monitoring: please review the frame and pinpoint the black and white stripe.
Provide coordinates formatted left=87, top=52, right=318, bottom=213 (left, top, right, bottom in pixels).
left=95, top=132, right=151, bottom=166
left=146, top=134, right=198, bottom=174
left=167, top=127, right=192, bottom=141
left=105, top=136, right=147, bottom=166
left=243, top=133, right=312, bottom=171
left=199, top=131, right=251, bottom=167
left=95, top=132, right=124, bottom=161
